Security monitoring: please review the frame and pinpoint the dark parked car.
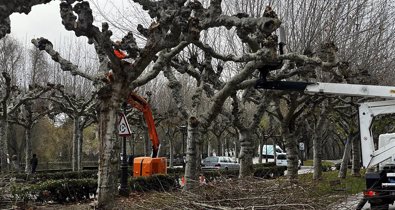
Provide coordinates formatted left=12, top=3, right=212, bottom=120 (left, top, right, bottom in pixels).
left=201, top=156, right=240, bottom=171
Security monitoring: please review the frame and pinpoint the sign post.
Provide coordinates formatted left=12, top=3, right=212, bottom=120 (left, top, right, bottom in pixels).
left=119, top=105, right=131, bottom=196
left=299, top=142, right=305, bottom=166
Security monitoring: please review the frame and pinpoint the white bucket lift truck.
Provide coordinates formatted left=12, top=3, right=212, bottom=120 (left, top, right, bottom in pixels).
left=257, top=80, right=395, bottom=209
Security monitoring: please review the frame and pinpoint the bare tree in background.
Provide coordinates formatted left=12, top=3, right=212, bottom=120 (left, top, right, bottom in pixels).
left=9, top=97, right=56, bottom=173
left=231, top=94, right=268, bottom=177
left=47, top=87, right=97, bottom=171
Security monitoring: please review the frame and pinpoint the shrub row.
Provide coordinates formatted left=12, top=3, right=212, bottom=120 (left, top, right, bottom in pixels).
left=12, top=178, right=97, bottom=203
left=254, top=166, right=287, bottom=178
left=253, top=162, right=277, bottom=168
left=11, top=166, right=287, bottom=203
left=12, top=170, right=98, bottom=181
left=130, top=174, right=178, bottom=192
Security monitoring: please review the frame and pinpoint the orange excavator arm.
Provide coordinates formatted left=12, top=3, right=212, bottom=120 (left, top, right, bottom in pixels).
left=127, top=92, right=160, bottom=158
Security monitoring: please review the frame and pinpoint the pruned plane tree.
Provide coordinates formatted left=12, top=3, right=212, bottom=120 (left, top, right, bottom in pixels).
left=28, top=1, right=281, bottom=207
left=0, top=0, right=355, bottom=208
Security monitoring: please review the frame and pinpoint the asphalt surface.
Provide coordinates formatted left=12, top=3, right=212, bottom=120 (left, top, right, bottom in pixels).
left=330, top=193, right=395, bottom=210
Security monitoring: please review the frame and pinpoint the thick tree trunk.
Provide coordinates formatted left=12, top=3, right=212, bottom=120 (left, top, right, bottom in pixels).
left=313, top=118, right=326, bottom=180
left=184, top=118, right=200, bottom=190
left=351, top=134, right=361, bottom=177
left=338, top=135, right=352, bottom=178
left=225, top=138, right=229, bottom=156
left=24, top=126, right=32, bottom=174
left=283, top=125, right=298, bottom=181
left=207, top=141, right=213, bottom=156
left=235, top=137, right=239, bottom=162
left=169, top=137, right=174, bottom=168
left=312, top=133, right=323, bottom=180
left=0, top=117, right=8, bottom=172
left=217, top=136, right=222, bottom=156
left=97, top=85, right=123, bottom=209
left=238, top=129, right=254, bottom=178
left=196, top=132, right=203, bottom=171
left=72, top=117, right=80, bottom=171
left=78, top=123, right=84, bottom=172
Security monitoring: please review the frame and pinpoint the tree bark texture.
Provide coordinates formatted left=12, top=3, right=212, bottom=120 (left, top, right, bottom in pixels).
left=238, top=129, right=254, bottom=178
left=96, top=84, right=123, bottom=209
left=351, top=133, right=361, bottom=177
left=216, top=136, right=222, bottom=156
left=184, top=117, right=200, bottom=190
left=0, top=117, right=8, bottom=172
left=78, top=124, right=84, bottom=172
left=169, top=137, right=173, bottom=168
left=24, top=126, right=32, bottom=174
left=72, top=117, right=80, bottom=171
left=282, top=124, right=299, bottom=181
left=312, top=115, right=326, bottom=180
left=338, top=135, right=352, bottom=179
left=72, top=117, right=84, bottom=172
left=312, top=133, right=323, bottom=180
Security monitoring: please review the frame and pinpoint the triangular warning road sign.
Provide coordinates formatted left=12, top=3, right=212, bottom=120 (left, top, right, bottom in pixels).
left=119, top=113, right=132, bottom=136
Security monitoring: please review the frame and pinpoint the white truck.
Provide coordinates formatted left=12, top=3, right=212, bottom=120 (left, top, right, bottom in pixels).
left=258, top=144, right=284, bottom=158
left=258, top=80, right=395, bottom=210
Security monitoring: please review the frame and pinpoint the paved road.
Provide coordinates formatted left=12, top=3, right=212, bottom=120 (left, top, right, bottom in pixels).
left=284, top=166, right=314, bottom=175
left=330, top=193, right=395, bottom=210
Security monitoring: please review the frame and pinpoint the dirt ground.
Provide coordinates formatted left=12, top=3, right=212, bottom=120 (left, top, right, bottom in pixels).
left=21, top=177, right=361, bottom=210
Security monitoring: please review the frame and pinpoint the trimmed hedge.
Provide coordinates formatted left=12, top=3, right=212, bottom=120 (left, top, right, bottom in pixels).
left=10, top=165, right=287, bottom=203
left=254, top=166, right=287, bottom=178
left=130, top=174, right=178, bottom=192
left=12, top=178, right=97, bottom=203
left=253, top=162, right=277, bottom=168
left=167, top=167, right=184, bottom=175
left=12, top=170, right=98, bottom=181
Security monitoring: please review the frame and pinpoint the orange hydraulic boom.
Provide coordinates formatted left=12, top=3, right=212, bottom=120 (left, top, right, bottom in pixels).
left=127, top=92, right=166, bottom=177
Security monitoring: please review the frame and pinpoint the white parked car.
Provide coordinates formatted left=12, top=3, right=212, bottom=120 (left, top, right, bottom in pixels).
left=201, top=156, right=240, bottom=171
left=276, top=153, right=302, bottom=169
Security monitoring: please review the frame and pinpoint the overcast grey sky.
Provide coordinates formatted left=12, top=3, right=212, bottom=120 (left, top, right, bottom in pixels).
left=9, top=1, right=79, bottom=44
left=8, top=0, right=148, bottom=46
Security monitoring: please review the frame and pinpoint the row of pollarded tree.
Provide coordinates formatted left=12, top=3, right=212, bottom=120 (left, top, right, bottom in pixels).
left=2, top=0, right=395, bottom=209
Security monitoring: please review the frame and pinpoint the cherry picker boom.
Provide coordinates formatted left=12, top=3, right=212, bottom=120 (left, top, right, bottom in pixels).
left=257, top=80, right=395, bottom=209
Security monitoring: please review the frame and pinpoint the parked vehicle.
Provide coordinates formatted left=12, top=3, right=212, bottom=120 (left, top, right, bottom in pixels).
left=276, top=153, right=301, bottom=169
left=276, top=154, right=287, bottom=167
left=258, top=145, right=284, bottom=158
left=201, top=156, right=239, bottom=171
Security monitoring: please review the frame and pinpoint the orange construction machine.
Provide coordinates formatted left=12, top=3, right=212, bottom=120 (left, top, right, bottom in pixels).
left=127, top=92, right=167, bottom=177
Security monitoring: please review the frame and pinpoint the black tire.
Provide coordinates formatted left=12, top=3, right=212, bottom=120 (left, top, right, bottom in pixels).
left=370, top=203, right=389, bottom=210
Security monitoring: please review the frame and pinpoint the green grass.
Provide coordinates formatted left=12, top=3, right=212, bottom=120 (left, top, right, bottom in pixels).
left=303, top=159, right=335, bottom=167
left=299, top=169, right=366, bottom=196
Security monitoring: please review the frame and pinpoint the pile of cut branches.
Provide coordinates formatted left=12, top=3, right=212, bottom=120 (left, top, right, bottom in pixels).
left=116, top=176, right=349, bottom=210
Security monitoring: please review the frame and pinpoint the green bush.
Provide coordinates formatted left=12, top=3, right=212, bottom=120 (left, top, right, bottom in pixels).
left=167, top=167, right=184, bottom=175
left=254, top=166, right=287, bottom=178
left=202, top=169, right=239, bottom=182
left=254, top=162, right=276, bottom=168
left=130, top=174, right=178, bottom=192
left=13, top=170, right=97, bottom=181
left=12, top=178, right=97, bottom=203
